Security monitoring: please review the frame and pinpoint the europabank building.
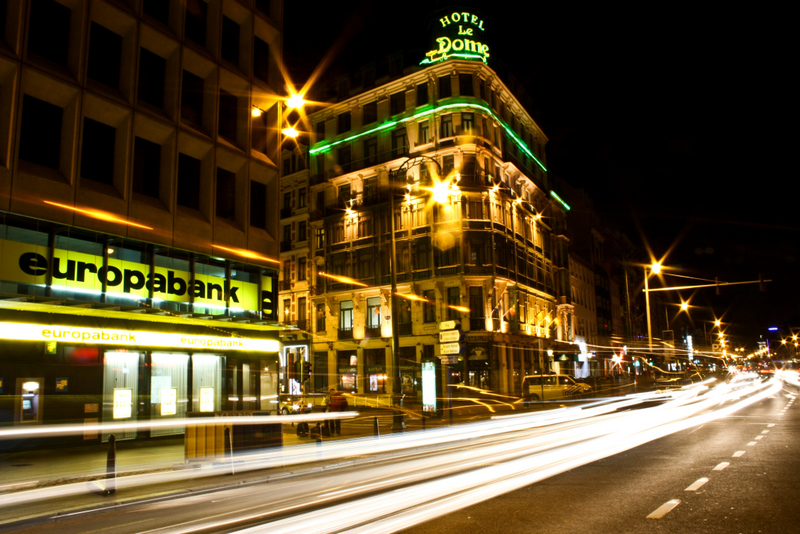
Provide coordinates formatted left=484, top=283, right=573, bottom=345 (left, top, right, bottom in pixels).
left=0, top=0, right=285, bottom=444
left=304, top=8, right=574, bottom=403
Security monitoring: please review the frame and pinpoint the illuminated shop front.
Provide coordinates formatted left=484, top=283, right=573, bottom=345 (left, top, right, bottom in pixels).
left=0, top=213, right=281, bottom=445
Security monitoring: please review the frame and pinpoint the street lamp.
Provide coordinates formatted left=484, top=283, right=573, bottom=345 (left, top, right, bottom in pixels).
left=644, top=261, right=662, bottom=349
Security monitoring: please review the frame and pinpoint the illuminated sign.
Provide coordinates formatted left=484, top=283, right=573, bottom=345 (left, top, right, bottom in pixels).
left=161, top=388, right=177, bottom=416
left=0, top=322, right=279, bottom=352
left=113, top=388, right=132, bottom=419
left=422, top=361, right=437, bottom=413
left=423, top=11, right=489, bottom=65
left=0, top=238, right=269, bottom=311
left=199, top=387, right=215, bottom=412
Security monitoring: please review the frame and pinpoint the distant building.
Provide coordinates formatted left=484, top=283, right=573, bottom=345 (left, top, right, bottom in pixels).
left=0, top=0, right=285, bottom=443
left=280, top=10, right=573, bottom=398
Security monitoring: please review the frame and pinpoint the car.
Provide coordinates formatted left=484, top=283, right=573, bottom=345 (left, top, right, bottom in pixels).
left=521, top=374, right=592, bottom=401
left=277, top=395, right=318, bottom=415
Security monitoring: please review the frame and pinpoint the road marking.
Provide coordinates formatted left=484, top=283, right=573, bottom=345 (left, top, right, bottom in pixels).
left=685, top=477, right=710, bottom=491
left=733, top=450, right=746, bottom=457
left=713, top=462, right=730, bottom=471
left=647, top=499, right=681, bottom=519
left=747, top=441, right=757, bottom=446
left=755, top=436, right=764, bottom=440
left=762, top=430, right=770, bottom=434
left=768, top=423, right=775, bottom=427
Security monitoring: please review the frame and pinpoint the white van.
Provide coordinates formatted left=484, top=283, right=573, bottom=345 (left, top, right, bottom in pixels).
left=521, top=374, right=592, bottom=400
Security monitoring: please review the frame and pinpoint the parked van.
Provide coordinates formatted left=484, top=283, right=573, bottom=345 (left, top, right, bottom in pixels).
left=521, top=374, right=592, bottom=401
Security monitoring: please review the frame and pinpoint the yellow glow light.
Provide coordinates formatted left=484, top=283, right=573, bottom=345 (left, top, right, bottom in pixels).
left=395, top=293, right=427, bottom=302
left=317, top=272, right=369, bottom=287
left=447, top=305, right=471, bottom=313
left=650, top=262, right=662, bottom=274
left=432, top=180, right=450, bottom=204
left=282, top=127, right=299, bottom=138
left=251, top=107, right=263, bottom=117
left=44, top=201, right=153, bottom=230
left=213, top=245, right=280, bottom=264
left=286, top=94, right=305, bottom=109
left=715, top=320, right=721, bottom=327
left=680, top=302, right=689, bottom=311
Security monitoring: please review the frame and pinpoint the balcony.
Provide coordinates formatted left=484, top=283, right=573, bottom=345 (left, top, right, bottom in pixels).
left=278, top=280, right=292, bottom=291
left=338, top=328, right=353, bottom=340
left=296, top=319, right=307, bottom=332
left=280, top=241, right=292, bottom=252
left=365, top=326, right=381, bottom=339
left=469, top=317, right=486, bottom=331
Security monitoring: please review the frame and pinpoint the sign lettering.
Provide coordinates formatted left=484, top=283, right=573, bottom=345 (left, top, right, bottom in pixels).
left=424, top=11, right=489, bottom=64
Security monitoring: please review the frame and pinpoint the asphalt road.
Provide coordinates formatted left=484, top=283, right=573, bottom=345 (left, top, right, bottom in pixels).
left=403, top=381, right=800, bottom=534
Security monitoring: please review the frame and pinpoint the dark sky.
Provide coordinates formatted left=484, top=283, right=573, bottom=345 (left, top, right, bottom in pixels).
left=284, top=1, right=798, bottom=346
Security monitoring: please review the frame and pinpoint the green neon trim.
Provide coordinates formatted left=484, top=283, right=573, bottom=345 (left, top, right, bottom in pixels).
left=309, top=121, right=398, bottom=155
left=550, top=191, right=571, bottom=211
left=308, top=98, right=547, bottom=172
left=420, top=53, right=488, bottom=66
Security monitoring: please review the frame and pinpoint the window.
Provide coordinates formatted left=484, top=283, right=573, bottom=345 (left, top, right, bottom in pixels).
left=316, top=303, right=326, bottom=332
left=20, top=95, right=62, bottom=170
left=283, top=299, right=291, bottom=323
left=315, top=227, right=325, bottom=249
left=221, top=16, right=240, bottom=65
left=479, top=79, right=486, bottom=101
left=177, top=154, right=201, bottom=210
left=461, top=113, right=474, bottom=133
left=338, top=183, right=351, bottom=204
left=442, top=154, right=454, bottom=177
left=392, top=128, right=408, bottom=158
left=364, top=177, right=377, bottom=201
left=181, top=70, right=204, bottom=127
left=298, top=257, right=307, bottom=281
left=143, top=0, right=169, bottom=25
left=185, top=0, right=207, bottom=47
left=414, top=238, right=430, bottom=269
left=216, top=168, right=235, bottom=220
left=390, top=91, right=405, bottom=115
left=219, top=90, right=238, bottom=142
left=418, top=121, right=429, bottom=145
left=469, top=286, right=484, bottom=320
left=357, top=216, right=373, bottom=238
left=417, top=83, right=429, bottom=106
left=250, top=181, right=267, bottom=229
left=28, top=0, right=71, bottom=67
left=282, top=224, right=291, bottom=245
left=81, top=119, right=115, bottom=186
left=338, top=145, right=351, bottom=172
left=87, top=23, right=121, bottom=90
left=337, top=111, right=351, bottom=134
left=138, top=48, right=166, bottom=109
left=366, top=297, right=382, bottom=329
left=254, top=37, right=270, bottom=83
left=331, top=224, right=344, bottom=243
left=298, top=297, right=307, bottom=324
left=340, top=300, right=354, bottom=332
left=423, top=290, right=436, bottom=323
left=283, top=191, right=292, bottom=211
left=298, top=187, right=307, bottom=208
left=468, top=198, right=483, bottom=220
left=446, top=287, right=460, bottom=320
left=133, top=137, right=161, bottom=198
left=440, top=115, right=453, bottom=138
left=315, top=120, right=326, bottom=141
left=439, top=76, right=451, bottom=98
left=459, top=74, right=473, bottom=96
left=363, top=137, right=377, bottom=166
left=363, top=101, right=377, bottom=125
left=298, top=221, right=307, bottom=241
left=356, top=251, right=373, bottom=278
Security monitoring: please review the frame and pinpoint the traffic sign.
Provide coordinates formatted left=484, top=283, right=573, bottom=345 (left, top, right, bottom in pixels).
left=440, top=342, right=460, bottom=355
left=439, top=355, right=459, bottom=364
left=439, top=320, right=459, bottom=330
left=439, top=330, right=460, bottom=342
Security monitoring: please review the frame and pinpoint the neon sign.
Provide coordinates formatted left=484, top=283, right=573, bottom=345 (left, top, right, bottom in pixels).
left=423, top=11, right=490, bottom=65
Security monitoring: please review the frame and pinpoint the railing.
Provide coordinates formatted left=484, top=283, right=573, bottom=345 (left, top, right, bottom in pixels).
left=296, top=319, right=307, bottom=332
left=365, top=326, right=382, bottom=338
left=278, top=280, right=292, bottom=291
left=338, top=328, right=353, bottom=340
left=469, top=317, right=486, bottom=331
left=345, top=394, right=394, bottom=408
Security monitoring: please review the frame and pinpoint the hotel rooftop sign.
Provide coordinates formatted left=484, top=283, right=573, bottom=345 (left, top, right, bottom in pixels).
left=422, top=10, right=490, bottom=65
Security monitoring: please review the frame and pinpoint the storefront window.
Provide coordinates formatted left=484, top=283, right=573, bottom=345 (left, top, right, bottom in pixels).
left=338, top=351, right=357, bottom=393
left=103, top=351, right=142, bottom=441
left=192, top=354, right=222, bottom=413
left=365, top=348, right=386, bottom=393
left=260, top=356, right=279, bottom=410
left=150, top=353, right=189, bottom=436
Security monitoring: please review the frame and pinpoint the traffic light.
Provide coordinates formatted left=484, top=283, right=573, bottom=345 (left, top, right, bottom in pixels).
left=303, top=361, right=312, bottom=382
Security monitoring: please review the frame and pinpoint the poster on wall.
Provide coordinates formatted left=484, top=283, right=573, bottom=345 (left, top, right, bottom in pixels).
left=161, top=388, right=177, bottom=416
left=422, top=361, right=436, bottom=413
left=199, top=387, right=215, bottom=412
left=113, top=388, right=133, bottom=419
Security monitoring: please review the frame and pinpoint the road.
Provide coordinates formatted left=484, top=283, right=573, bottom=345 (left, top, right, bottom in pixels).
left=405, top=378, right=800, bottom=533
left=0, top=374, right=792, bottom=533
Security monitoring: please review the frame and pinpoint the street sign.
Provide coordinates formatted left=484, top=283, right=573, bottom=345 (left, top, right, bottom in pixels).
left=439, top=320, right=459, bottom=330
left=440, top=342, right=460, bottom=355
left=439, top=355, right=459, bottom=364
left=439, top=330, right=460, bottom=342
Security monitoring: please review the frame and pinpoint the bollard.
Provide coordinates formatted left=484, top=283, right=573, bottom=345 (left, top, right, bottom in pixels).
left=373, top=416, right=380, bottom=437
left=422, top=417, right=426, bottom=432
left=105, top=434, right=117, bottom=495
left=224, top=426, right=235, bottom=475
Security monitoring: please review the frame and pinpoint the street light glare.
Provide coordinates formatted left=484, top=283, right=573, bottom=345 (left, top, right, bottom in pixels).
left=286, top=94, right=305, bottom=109
left=282, top=127, right=299, bottom=138
left=433, top=180, right=450, bottom=204
left=650, top=262, right=662, bottom=274
left=680, top=302, right=689, bottom=311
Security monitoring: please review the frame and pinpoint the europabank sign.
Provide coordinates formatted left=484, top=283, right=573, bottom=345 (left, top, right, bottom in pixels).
left=422, top=9, right=490, bottom=65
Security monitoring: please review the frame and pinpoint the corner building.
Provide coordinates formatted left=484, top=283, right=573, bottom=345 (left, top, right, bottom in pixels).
left=0, top=0, right=286, bottom=445
left=302, top=30, right=574, bottom=398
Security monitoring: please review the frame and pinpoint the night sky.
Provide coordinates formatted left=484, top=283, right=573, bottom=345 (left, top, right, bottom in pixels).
left=284, top=1, right=797, bottom=347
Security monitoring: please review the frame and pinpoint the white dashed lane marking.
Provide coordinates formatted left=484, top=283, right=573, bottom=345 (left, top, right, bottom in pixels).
left=733, top=451, right=746, bottom=457
left=685, top=478, right=709, bottom=491
left=713, top=462, right=730, bottom=471
left=747, top=441, right=758, bottom=446
left=762, top=430, right=770, bottom=434
left=768, top=424, right=775, bottom=427
left=647, top=499, right=681, bottom=519
left=755, top=436, right=764, bottom=440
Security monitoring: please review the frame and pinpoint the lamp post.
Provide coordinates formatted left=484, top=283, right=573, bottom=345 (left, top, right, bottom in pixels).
left=644, top=261, right=661, bottom=349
